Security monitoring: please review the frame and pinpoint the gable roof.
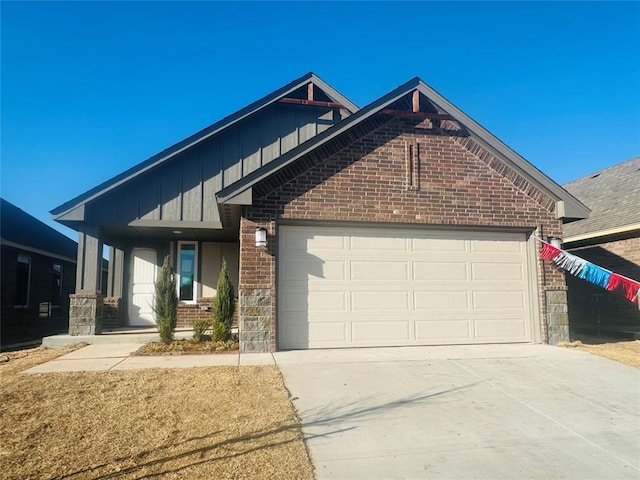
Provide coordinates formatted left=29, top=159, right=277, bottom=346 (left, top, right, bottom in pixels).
left=1, top=198, right=77, bottom=262
left=562, top=156, right=640, bottom=242
left=217, top=77, right=590, bottom=221
left=51, top=72, right=358, bottom=219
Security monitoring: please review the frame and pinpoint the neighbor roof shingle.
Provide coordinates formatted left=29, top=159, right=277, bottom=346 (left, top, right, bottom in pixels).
left=563, top=156, right=640, bottom=239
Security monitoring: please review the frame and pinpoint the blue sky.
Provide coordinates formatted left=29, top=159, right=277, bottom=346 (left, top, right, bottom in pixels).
left=2, top=1, right=639, bottom=241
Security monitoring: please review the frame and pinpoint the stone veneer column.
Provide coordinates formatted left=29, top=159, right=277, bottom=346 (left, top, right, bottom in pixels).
left=69, top=294, right=104, bottom=335
left=546, top=290, right=569, bottom=344
left=239, top=288, right=271, bottom=352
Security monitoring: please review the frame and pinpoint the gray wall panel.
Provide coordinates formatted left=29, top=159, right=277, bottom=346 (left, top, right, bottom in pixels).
left=181, top=155, right=202, bottom=221
left=85, top=102, right=342, bottom=228
left=160, top=167, right=181, bottom=221
left=242, top=119, right=261, bottom=176
left=298, top=107, right=318, bottom=144
left=202, top=140, right=222, bottom=223
left=138, top=174, right=160, bottom=220
left=279, top=108, right=298, bottom=155
left=260, top=111, right=280, bottom=165
left=222, top=130, right=242, bottom=188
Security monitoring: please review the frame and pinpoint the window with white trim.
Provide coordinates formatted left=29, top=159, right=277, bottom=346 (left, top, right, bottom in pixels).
left=177, top=242, right=198, bottom=302
left=15, top=254, right=31, bottom=308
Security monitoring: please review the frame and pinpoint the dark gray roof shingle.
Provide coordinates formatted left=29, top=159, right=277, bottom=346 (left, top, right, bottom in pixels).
left=1, top=198, right=77, bottom=260
left=563, top=156, right=640, bottom=239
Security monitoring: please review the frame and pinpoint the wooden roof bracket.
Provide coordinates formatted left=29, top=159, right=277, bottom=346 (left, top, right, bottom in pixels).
left=278, top=97, right=345, bottom=108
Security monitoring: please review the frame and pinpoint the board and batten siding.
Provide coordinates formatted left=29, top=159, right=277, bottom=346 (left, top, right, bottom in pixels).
left=87, top=104, right=340, bottom=226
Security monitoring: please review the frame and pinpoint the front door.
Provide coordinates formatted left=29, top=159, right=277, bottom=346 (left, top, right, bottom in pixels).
left=129, top=248, right=157, bottom=326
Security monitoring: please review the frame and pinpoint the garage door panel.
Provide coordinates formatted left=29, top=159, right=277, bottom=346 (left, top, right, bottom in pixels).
left=281, top=259, right=346, bottom=281
left=413, top=262, right=468, bottom=281
left=282, top=322, right=347, bottom=349
left=280, top=290, right=346, bottom=313
left=474, top=319, right=528, bottom=340
left=351, top=261, right=408, bottom=280
left=415, top=320, right=471, bottom=341
left=352, top=321, right=411, bottom=342
left=472, top=262, right=524, bottom=281
left=350, top=234, right=407, bottom=252
left=351, top=291, right=410, bottom=311
left=414, top=290, right=470, bottom=310
left=283, top=230, right=346, bottom=253
left=412, top=236, right=466, bottom=252
left=278, top=225, right=534, bottom=349
left=473, top=290, right=525, bottom=309
left=470, top=236, right=524, bottom=253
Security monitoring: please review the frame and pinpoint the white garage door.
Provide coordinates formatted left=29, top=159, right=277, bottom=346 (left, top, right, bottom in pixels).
left=278, top=225, right=534, bottom=349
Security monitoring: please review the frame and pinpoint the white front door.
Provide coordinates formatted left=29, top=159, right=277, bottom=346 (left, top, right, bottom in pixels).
left=129, top=248, right=157, bottom=326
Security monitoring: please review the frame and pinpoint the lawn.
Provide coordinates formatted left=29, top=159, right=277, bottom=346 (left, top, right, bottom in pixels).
left=559, top=337, right=640, bottom=369
left=0, top=346, right=314, bottom=480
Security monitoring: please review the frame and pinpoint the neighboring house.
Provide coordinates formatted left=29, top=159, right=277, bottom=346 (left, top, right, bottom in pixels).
left=1, top=198, right=77, bottom=345
left=51, top=72, right=589, bottom=351
left=562, top=157, right=640, bottom=335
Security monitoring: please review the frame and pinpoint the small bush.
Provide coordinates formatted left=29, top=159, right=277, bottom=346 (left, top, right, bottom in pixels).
left=154, top=256, right=178, bottom=344
left=212, top=320, right=229, bottom=342
left=212, top=258, right=235, bottom=340
left=192, top=319, right=211, bottom=342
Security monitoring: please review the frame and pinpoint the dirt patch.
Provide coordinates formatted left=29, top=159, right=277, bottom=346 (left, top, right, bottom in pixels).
left=0, top=347, right=314, bottom=480
left=559, top=338, right=640, bottom=369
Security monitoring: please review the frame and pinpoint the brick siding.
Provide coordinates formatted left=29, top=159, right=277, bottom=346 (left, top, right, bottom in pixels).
left=240, top=115, right=566, bottom=351
left=102, top=297, right=121, bottom=330
left=176, top=298, right=240, bottom=328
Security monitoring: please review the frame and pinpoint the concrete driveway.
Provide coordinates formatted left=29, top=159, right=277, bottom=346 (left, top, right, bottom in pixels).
left=274, top=344, right=640, bottom=480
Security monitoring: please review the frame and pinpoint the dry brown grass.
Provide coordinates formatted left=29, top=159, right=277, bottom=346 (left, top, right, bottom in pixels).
left=137, top=339, right=239, bottom=355
left=559, top=338, right=640, bottom=369
left=0, top=346, right=314, bottom=480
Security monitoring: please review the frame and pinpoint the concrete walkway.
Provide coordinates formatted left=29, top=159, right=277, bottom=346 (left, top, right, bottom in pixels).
left=24, top=343, right=275, bottom=373
left=274, top=344, right=640, bottom=480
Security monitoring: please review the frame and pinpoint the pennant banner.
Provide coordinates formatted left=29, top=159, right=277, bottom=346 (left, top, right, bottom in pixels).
left=538, top=239, right=640, bottom=303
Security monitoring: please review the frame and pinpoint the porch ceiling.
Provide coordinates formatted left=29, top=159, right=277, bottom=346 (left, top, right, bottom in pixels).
left=101, top=225, right=239, bottom=244
left=100, top=204, right=241, bottom=245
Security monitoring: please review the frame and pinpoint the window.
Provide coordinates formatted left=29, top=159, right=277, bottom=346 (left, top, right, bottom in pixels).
left=51, top=264, right=63, bottom=307
left=177, top=242, right=197, bottom=302
left=15, top=254, right=31, bottom=307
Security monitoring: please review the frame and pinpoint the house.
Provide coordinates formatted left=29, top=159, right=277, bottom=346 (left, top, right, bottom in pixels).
left=51, top=73, right=589, bottom=352
left=562, top=157, right=640, bottom=336
left=1, top=198, right=77, bottom=345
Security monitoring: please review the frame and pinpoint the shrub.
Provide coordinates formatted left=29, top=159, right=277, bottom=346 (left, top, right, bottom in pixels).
left=212, top=258, right=235, bottom=339
left=212, top=320, right=229, bottom=342
left=192, top=319, right=210, bottom=342
left=154, top=256, right=178, bottom=344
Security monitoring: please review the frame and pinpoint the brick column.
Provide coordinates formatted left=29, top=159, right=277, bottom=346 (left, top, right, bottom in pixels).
left=69, top=294, right=104, bottom=335
left=238, top=216, right=275, bottom=352
left=239, top=289, right=271, bottom=352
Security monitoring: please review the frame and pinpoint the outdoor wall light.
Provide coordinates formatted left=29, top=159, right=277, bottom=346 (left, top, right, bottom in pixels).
left=255, top=227, right=267, bottom=248
left=548, top=236, right=562, bottom=249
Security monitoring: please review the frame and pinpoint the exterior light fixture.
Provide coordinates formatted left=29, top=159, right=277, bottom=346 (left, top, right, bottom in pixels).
left=255, top=227, right=267, bottom=248
left=548, top=236, right=562, bottom=249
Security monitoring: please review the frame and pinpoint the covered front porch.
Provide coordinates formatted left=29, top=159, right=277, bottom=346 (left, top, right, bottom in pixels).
left=59, top=202, right=242, bottom=336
